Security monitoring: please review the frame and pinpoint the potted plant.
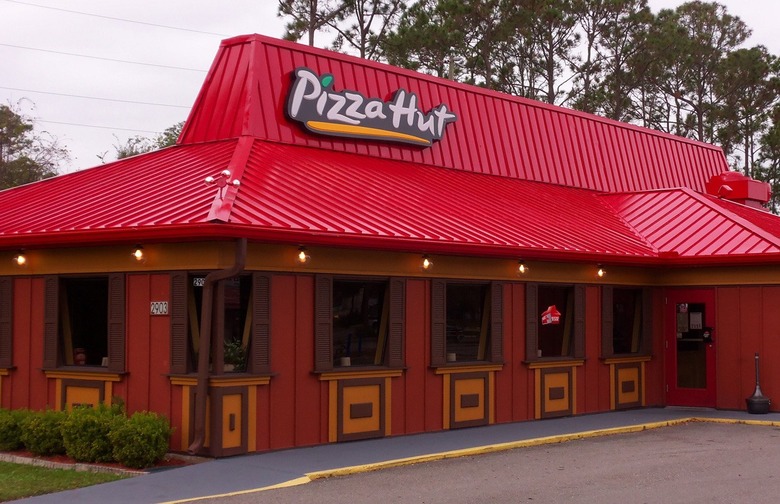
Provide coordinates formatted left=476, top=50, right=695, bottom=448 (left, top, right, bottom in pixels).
left=223, top=338, right=247, bottom=372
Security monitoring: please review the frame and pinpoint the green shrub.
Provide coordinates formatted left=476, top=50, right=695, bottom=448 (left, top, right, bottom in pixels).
left=109, top=411, right=172, bottom=469
left=0, top=408, right=29, bottom=451
left=20, top=409, right=66, bottom=456
left=61, top=405, right=124, bottom=463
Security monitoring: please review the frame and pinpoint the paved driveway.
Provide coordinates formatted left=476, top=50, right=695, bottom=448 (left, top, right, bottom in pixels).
left=198, top=422, right=780, bottom=504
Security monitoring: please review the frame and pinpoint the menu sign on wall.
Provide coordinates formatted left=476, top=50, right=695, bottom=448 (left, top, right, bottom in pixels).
left=286, top=67, right=457, bottom=147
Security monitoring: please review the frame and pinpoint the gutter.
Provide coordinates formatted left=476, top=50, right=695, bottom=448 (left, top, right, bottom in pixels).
left=188, top=237, right=247, bottom=455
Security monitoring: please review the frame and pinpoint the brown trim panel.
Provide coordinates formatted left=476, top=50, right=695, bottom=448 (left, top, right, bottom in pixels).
left=449, top=372, right=489, bottom=429
left=540, top=367, right=573, bottom=419
left=337, top=378, right=386, bottom=442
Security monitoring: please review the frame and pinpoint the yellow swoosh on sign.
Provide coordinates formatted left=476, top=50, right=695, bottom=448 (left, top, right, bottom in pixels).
left=305, top=121, right=432, bottom=146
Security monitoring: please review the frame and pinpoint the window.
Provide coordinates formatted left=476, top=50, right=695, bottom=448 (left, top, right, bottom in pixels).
left=43, top=274, right=125, bottom=371
left=170, top=272, right=270, bottom=375
left=315, top=276, right=405, bottom=372
left=526, top=283, right=584, bottom=361
left=218, top=276, right=252, bottom=372
left=601, top=286, right=652, bottom=357
left=0, top=277, right=12, bottom=368
left=431, top=280, right=503, bottom=366
left=333, top=280, right=386, bottom=367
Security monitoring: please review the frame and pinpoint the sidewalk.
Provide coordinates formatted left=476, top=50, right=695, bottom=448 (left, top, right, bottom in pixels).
left=17, top=407, right=780, bottom=504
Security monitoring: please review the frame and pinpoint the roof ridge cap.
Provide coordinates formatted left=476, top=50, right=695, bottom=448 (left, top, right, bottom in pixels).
left=206, top=137, right=254, bottom=222
left=595, top=192, right=660, bottom=256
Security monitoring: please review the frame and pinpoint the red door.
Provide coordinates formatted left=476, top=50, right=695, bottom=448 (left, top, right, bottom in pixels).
left=665, top=288, right=716, bottom=407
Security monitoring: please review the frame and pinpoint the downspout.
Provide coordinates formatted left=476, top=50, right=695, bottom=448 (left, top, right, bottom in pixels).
left=188, top=238, right=247, bottom=454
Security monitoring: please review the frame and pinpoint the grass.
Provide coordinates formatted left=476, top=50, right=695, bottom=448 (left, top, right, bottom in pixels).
left=0, top=461, right=129, bottom=501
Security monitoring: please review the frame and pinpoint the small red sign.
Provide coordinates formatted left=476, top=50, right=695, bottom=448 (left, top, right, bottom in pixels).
left=541, top=305, right=561, bottom=325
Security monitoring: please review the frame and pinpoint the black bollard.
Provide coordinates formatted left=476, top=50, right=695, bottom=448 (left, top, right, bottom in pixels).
left=746, top=352, right=770, bottom=414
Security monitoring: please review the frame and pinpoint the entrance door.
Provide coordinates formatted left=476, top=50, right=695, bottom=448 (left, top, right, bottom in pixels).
left=665, top=288, right=716, bottom=407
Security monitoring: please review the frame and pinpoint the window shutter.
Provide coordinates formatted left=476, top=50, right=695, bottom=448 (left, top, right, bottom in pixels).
left=251, top=272, right=271, bottom=374
left=641, top=287, right=653, bottom=355
left=525, top=283, right=538, bottom=361
left=573, top=284, right=586, bottom=359
left=107, top=273, right=126, bottom=373
left=170, top=272, right=188, bottom=374
left=387, top=278, right=405, bottom=368
left=213, top=281, right=226, bottom=373
left=0, top=277, right=12, bottom=368
left=601, top=286, right=614, bottom=357
left=43, top=276, right=59, bottom=369
left=430, top=279, right=446, bottom=367
left=490, top=282, right=504, bottom=363
left=314, top=275, right=333, bottom=372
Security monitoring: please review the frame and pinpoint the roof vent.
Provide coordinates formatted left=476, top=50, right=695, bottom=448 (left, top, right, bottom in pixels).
left=705, top=171, right=770, bottom=209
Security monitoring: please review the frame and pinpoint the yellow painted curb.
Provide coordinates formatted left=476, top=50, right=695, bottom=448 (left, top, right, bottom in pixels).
left=159, top=476, right=311, bottom=504
left=307, top=418, right=691, bottom=480
left=690, top=416, right=780, bottom=428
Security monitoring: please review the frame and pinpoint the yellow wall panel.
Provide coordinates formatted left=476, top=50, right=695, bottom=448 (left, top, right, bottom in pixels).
left=64, top=386, right=101, bottom=411
left=453, top=378, right=485, bottom=423
left=543, top=371, right=570, bottom=414
left=342, top=384, right=381, bottom=435
left=222, top=394, right=243, bottom=449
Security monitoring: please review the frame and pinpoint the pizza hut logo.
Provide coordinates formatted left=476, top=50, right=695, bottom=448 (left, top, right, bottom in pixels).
left=286, top=67, right=457, bottom=147
left=541, top=305, right=561, bottom=326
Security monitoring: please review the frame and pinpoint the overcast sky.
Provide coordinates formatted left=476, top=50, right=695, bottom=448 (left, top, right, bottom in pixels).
left=2, top=0, right=779, bottom=174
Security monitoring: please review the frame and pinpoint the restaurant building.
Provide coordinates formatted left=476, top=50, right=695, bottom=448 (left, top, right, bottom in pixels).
left=1, top=34, right=779, bottom=457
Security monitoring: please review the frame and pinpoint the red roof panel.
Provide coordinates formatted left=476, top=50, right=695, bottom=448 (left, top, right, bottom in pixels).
left=179, top=34, right=729, bottom=194
left=601, top=189, right=780, bottom=260
left=226, top=141, right=655, bottom=259
left=3, top=34, right=779, bottom=268
left=2, top=137, right=780, bottom=266
left=0, top=140, right=239, bottom=244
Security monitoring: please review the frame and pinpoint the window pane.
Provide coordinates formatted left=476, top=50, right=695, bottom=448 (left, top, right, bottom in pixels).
left=333, top=280, right=387, bottom=367
left=61, top=278, right=108, bottom=366
left=188, top=276, right=204, bottom=371
left=446, top=283, right=489, bottom=362
left=537, top=285, right=573, bottom=358
left=613, top=288, right=641, bottom=354
left=223, top=276, right=251, bottom=372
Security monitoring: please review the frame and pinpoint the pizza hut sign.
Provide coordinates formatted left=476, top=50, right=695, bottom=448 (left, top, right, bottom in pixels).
left=286, top=67, right=457, bottom=147
left=541, top=305, right=561, bottom=326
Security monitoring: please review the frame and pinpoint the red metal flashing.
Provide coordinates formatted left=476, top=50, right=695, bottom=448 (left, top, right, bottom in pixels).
left=206, top=136, right=254, bottom=222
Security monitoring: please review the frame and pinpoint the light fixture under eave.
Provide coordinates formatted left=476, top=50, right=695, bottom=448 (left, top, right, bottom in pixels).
left=597, top=264, right=606, bottom=278
left=421, top=255, right=433, bottom=271
left=297, top=246, right=311, bottom=264
left=132, top=245, right=145, bottom=262
left=13, top=251, right=27, bottom=267
left=517, top=260, right=528, bottom=275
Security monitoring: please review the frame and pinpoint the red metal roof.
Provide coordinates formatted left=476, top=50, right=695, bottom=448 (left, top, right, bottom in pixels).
left=3, top=137, right=779, bottom=266
left=601, top=189, right=780, bottom=261
left=226, top=140, right=655, bottom=261
left=2, top=34, right=778, bottom=267
left=180, top=34, right=728, bottom=194
left=0, top=140, right=240, bottom=246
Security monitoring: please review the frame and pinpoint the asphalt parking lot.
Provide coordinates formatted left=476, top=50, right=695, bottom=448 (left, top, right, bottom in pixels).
left=199, top=422, right=780, bottom=504
left=20, top=408, right=780, bottom=504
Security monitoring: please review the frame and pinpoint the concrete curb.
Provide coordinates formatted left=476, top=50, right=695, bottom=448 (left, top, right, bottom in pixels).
left=0, top=452, right=146, bottom=476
